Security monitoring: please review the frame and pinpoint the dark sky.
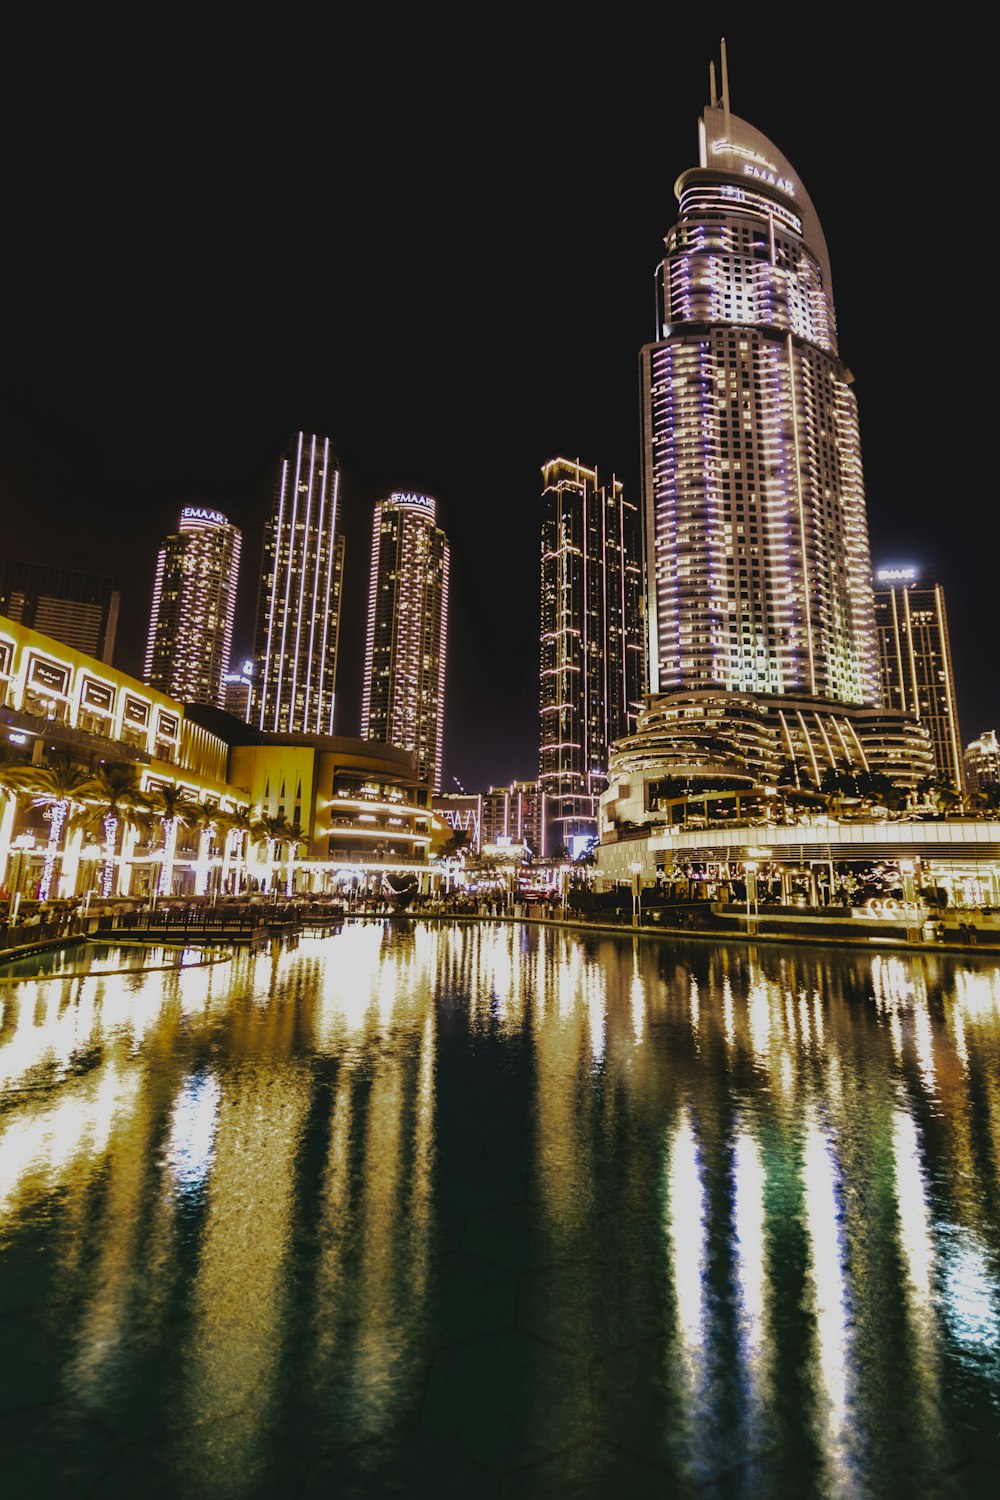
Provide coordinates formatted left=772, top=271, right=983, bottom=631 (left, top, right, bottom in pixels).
left=2, top=21, right=994, bottom=791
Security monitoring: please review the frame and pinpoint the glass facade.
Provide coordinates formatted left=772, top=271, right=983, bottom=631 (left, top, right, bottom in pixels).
left=539, top=458, right=644, bottom=848
left=144, top=508, right=241, bottom=708
left=641, top=89, right=881, bottom=707
left=361, top=493, right=449, bottom=795
left=250, top=433, right=345, bottom=736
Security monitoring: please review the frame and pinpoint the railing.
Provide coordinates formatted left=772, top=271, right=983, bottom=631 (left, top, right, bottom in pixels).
left=0, top=912, right=87, bottom=956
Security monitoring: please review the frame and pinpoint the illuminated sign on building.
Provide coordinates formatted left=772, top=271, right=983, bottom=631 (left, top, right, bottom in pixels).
left=389, top=493, right=436, bottom=515
left=0, top=641, right=11, bottom=677
left=156, top=710, right=179, bottom=740
left=742, top=163, right=794, bottom=195
left=710, top=138, right=796, bottom=196
left=181, top=507, right=227, bottom=526
left=124, top=697, right=150, bottom=727
left=28, top=656, right=70, bottom=695
left=876, top=567, right=918, bottom=582
left=81, top=678, right=115, bottom=713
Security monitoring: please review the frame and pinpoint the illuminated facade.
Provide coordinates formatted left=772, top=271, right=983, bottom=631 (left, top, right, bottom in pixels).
left=641, top=45, right=880, bottom=707
left=0, top=616, right=434, bottom=902
left=540, top=458, right=644, bottom=851
left=361, top=493, right=449, bottom=795
left=965, top=730, right=1000, bottom=793
left=0, top=562, right=119, bottom=664
left=481, top=781, right=547, bottom=858
left=250, top=432, right=345, bottom=736
left=144, top=507, right=241, bottom=708
left=873, top=567, right=964, bottom=791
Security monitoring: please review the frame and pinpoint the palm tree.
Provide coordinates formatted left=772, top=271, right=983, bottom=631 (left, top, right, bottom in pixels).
left=441, top=827, right=471, bottom=860
left=216, top=804, right=262, bottom=895
left=3, top=756, right=92, bottom=900
left=185, top=799, right=227, bottom=896
left=145, top=781, right=200, bottom=897
left=73, top=762, right=149, bottom=899
left=257, top=813, right=300, bottom=895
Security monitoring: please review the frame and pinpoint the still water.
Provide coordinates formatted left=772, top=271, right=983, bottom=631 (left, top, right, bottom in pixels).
left=1, top=923, right=999, bottom=1499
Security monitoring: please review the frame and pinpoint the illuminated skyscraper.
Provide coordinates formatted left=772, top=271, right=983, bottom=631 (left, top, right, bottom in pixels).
left=539, top=458, right=644, bottom=851
left=641, top=42, right=880, bottom=707
left=602, top=44, right=933, bottom=822
left=144, top=507, right=241, bottom=706
left=250, top=432, right=345, bottom=736
left=873, top=566, right=964, bottom=790
left=361, top=493, right=449, bottom=793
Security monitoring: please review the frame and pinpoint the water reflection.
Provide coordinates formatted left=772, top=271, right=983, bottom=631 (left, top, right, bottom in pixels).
left=1, top=924, right=998, bottom=1495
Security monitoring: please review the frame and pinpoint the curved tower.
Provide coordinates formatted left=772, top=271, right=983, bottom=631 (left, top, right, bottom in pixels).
left=641, top=43, right=881, bottom=707
left=145, top=506, right=241, bottom=707
left=361, top=493, right=450, bottom=794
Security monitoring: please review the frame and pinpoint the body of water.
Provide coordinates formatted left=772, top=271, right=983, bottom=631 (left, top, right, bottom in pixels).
left=1, top=923, right=998, bottom=1497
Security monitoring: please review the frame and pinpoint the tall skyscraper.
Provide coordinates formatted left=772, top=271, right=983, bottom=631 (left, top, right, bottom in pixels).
left=0, top=562, right=120, bottom=663
left=144, top=506, right=241, bottom=707
left=250, top=432, right=345, bottom=736
left=601, top=43, right=934, bottom=821
left=361, top=492, right=449, bottom=794
left=873, top=566, right=964, bottom=790
left=641, top=42, right=880, bottom=708
left=540, top=458, right=644, bottom=851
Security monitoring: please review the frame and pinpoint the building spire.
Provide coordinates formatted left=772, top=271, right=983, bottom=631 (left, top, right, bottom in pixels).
left=720, top=37, right=731, bottom=139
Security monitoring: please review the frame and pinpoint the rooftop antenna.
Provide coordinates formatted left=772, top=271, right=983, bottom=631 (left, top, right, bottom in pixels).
left=720, top=37, right=731, bottom=140
left=709, top=58, right=717, bottom=107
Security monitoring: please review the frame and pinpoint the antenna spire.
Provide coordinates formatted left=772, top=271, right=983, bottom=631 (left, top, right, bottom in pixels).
left=720, top=37, right=731, bottom=138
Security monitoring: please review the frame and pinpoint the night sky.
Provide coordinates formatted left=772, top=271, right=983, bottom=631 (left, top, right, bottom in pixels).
left=2, top=22, right=994, bottom=792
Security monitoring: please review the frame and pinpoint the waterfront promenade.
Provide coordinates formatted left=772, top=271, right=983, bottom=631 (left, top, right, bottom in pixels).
left=3, top=891, right=999, bottom=966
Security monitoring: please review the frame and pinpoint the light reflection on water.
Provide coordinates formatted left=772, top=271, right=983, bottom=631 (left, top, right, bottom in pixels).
left=1, top=923, right=999, bottom=1496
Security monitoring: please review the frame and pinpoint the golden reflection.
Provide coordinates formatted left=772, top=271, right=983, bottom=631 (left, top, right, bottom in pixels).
left=630, top=956, right=645, bottom=1046
left=733, top=1123, right=766, bottom=1397
left=892, top=1108, right=938, bottom=1352
left=66, top=1083, right=159, bottom=1398
left=722, top=976, right=735, bottom=1051
left=746, top=972, right=771, bottom=1065
left=802, top=1113, right=850, bottom=1487
left=668, top=1108, right=705, bottom=1370
left=0, top=1058, right=140, bottom=1223
left=180, top=1068, right=309, bottom=1494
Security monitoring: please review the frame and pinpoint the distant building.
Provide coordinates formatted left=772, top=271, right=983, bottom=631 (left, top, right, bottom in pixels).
left=965, top=730, right=1000, bottom=793
left=361, top=493, right=450, bottom=794
left=481, top=781, right=547, bottom=860
left=0, top=561, right=119, bottom=664
left=873, top=566, right=964, bottom=791
left=539, top=458, right=643, bottom=854
left=433, top=793, right=482, bottom=850
left=250, top=432, right=345, bottom=736
left=222, top=659, right=253, bottom=722
left=144, top=506, right=242, bottom=708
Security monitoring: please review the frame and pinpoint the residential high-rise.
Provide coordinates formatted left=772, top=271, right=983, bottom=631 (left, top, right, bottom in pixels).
left=640, top=44, right=880, bottom=708
left=481, top=781, right=547, bottom=859
left=539, top=458, right=644, bottom=852
left=250, top=432, right=345, bottom=736
left=361, top=492, right=449, bottom=793
left=0, top=562, right=119, bottom=663
left=965, top=730, right=1000, bottom=794
left=144, top=506, right=241, bottom=707
left=873, top=565, right=964, bottom=791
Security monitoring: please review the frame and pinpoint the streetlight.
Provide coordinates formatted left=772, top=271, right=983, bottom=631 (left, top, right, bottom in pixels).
left=630, top=861, right=643, bottom=929
left=744, top=860, right=758, bottom=936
